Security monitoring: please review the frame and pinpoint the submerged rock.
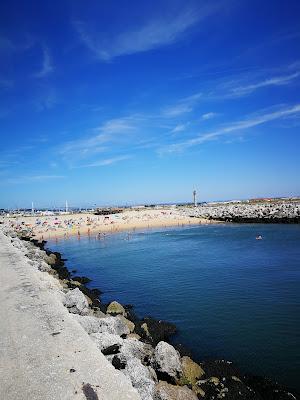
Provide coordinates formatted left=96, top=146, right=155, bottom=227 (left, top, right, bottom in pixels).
left=151, top=341, right=182, bottom=383
left=201, top=359, right=242, bottom=380
left=244, top=375, right=299, bottom=400
left=71, top=276, right=91, bottom=284
left=137, top=318, right=177, bottom=346
left=63, top=288, right=89, bottom=315
left=197, top=375, right=261, bottom=400
left=153, top=381, right=198, bottom=400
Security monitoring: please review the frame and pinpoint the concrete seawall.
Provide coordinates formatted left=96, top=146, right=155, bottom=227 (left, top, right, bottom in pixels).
left=0, top=231, right=140, bottom=400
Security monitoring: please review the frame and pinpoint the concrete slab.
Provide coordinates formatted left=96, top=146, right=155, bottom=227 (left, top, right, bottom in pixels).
left=0, top=231, right=140, bottom=400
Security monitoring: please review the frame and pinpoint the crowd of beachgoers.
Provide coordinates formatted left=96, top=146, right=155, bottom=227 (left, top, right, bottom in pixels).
left=1, top=201, right=300, bottom=240
left=0, top=209, right=207, bottom=240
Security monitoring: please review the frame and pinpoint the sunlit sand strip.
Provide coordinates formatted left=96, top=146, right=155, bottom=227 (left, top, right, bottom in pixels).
left=2, top=209, right=213, bottom=240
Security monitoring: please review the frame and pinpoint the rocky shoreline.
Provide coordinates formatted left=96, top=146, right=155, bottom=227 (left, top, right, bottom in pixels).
left=184, top=201, right=300, bottom=223
left=3, top=228, right=299, bottom=400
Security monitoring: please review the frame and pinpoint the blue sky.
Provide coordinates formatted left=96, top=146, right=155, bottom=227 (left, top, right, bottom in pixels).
left=1, top=0, right=300, bottom=208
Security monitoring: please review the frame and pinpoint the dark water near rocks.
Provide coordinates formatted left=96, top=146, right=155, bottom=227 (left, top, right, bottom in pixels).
left=48, top=224, right=300, bottom=390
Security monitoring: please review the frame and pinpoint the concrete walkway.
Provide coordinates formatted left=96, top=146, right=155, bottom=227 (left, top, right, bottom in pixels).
left=0, top=231, right=140, bottom=400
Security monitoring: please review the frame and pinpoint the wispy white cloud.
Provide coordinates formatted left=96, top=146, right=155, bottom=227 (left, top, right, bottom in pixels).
left=61, top=117, right=137, bottom=157
left=74, top=4, right=218, bottom=61
left=171, top=123, right=188, bottom=133
left=60, top=116, right=141, bottom=168
left=163, top=92, right=202, bottom=117
left=34, top=47, right=53, bottom=78
left=229, top=71, right=300, bottom=97
left=201, top=112, right=217, bottom=120
left=163, top=103, right=193, bottom=117
left=94, top=118, right=135, bottom=135
left=77, top=155, right=132, bottom=168
left=161, top=104, right=300, bottom=153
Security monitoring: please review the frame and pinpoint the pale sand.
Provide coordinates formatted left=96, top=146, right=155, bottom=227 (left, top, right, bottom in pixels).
left=3, top=209, right=211, bottom=240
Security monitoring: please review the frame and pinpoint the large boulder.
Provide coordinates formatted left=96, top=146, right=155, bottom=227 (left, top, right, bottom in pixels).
left=124, top=357, right=156, bottom=400
left=119, top=315, right=135, bottom=333
left=37, top=260, right=53, bottom=273
left=37, top=251, right=56, bottom=266
left=151, top=341, right=182, bottom=383
left=153, top=381, right=198, bottom=400
left=90, top=332, right=124, bottom=352
left=92, top=335, right=153, bottom=366
left=121, top=338, right=154, bottom=364
left=63, top=288, right=89, bottom=315
left=106, top=301, right=127, bottom=316
left=73, top=314, right=130, bottom=336
left=179, top=356, right=205, bottom=385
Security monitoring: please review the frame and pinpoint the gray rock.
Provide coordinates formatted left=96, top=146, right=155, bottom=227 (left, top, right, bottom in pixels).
left=93, top=308, right=107, bottom=318
left=90, top=332, right=124, bottom=352
left=185, top=200, right=300, bottom=221
left=73, top=314, right=130, bottom=336
left=63, top=288, right=89, bottom=315
left=154, top=381, right=198, bottom=400
left=37, top=261, right=53, bottom=273
left=121, top=338, right=154, bottom=364
left=124, top=357, right=156, bottom=400
left=118, top=315, right=135, bottom=332
left=151, top=341, right=182, bottom=382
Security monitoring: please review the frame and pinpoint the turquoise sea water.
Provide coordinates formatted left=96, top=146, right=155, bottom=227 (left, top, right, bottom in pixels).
left=48, top=224, right=300, bottom=390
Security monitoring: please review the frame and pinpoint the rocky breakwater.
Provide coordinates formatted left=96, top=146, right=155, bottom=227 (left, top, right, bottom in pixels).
left=5, top=230, right=299, bottom=400
left=186, top=201, right=300, bottom=223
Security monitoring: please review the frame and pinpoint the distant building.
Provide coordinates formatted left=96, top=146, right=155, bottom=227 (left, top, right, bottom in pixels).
left=193, top=190, right=197, bottom=207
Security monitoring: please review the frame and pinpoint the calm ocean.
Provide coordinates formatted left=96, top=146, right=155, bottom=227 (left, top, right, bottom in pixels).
left=48, top=223, right=300, bottom=390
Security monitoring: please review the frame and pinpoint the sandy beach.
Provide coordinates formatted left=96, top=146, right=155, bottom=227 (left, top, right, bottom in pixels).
left=2, top=209, right=209, bottom=240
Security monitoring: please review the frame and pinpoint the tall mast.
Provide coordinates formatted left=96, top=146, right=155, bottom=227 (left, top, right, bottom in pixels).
left=65, top=200, right=68, bottom=213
